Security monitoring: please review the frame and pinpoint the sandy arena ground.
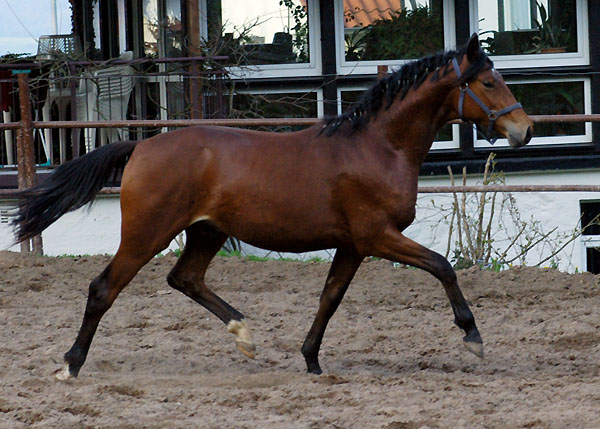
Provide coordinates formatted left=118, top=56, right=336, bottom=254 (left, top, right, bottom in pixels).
left=1, top=250, right=599, bottom=428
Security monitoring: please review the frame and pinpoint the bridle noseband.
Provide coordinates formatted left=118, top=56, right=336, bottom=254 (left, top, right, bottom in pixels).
left=452, top=57, right=522, bottom=144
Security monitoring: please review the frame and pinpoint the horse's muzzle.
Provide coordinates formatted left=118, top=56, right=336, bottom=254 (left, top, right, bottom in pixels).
left=508, top=125, right=533, bottom=148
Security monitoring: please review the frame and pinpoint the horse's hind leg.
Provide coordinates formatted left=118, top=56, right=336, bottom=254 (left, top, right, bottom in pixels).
left=370, top=226, right=483, bottom=358
left=301, top=247, right=364, bottom=374
left=166, top=222, right=255, bottom=359
left=57, top=243, right=159, bottom=380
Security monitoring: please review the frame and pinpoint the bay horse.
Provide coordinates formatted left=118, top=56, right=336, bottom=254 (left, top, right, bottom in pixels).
left=13, top=34, right=533, bottom=379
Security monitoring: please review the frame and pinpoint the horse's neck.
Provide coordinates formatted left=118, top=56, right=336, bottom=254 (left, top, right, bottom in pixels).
left=376, top=81, right=454, bottom=165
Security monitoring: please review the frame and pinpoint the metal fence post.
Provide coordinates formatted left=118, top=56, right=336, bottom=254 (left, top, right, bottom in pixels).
left=15, top=70, right=43, bottom=255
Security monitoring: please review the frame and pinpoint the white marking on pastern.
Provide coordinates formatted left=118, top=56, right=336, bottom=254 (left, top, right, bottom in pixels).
left=55, top=364, right=72, bottom=381
left=227, top=319, right=256, bottom=359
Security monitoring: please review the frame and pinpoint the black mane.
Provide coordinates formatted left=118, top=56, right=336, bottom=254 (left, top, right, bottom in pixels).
left=321, top=46, right=490, bottom=136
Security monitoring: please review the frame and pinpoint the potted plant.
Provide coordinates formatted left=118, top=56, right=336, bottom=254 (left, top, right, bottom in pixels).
left=530, top=2, right=572, bottom=54
left=346, top=5, right=443, bottom=61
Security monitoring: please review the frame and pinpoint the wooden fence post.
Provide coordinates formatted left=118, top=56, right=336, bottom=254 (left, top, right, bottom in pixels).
left=15, top=70, right=43, bottom=255
left=186, top=0, right=203, bottom=120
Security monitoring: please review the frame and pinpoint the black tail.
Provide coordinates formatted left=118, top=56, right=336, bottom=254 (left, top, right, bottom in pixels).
left=12, top=141, right=139, bottom=243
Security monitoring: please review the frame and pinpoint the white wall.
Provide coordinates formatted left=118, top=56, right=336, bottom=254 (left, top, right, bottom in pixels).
left=406, top=169, right=600, bottom=273
left=0, top=195, right=180, bottom=257
left=1, top=169, right=598, bottom=272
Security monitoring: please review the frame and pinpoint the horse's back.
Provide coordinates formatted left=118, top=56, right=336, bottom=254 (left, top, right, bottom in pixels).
left=122, top=125, right=326, bottom=191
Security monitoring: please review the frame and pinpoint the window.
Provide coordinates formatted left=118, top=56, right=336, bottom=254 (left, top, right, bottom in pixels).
left=143, top=0, right=183, bottom=58
left=230, top=88, right=322, bottom=132
left=140, top=0, right=187, bottom=128
left=336, top=0, right=455, bottom=75
left=474, top=0, right=589, bottom=68
left=580, top=200, right=600, bottom=274
left=474, top=78, right=591, bottom=148
left=92, top=0, right=128, bottom=57
left=338, top=87, right=459, bottom=150
left=200, top=0, right=320, bottom=78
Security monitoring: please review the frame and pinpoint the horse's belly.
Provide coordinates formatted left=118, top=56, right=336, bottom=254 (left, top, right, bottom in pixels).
left=241, top=235, right=343, bottom=253
left=209, top=207, right=348, bottom=253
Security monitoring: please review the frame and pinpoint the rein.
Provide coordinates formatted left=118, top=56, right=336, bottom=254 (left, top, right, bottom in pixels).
left=452, top=57, right=522, bottom=144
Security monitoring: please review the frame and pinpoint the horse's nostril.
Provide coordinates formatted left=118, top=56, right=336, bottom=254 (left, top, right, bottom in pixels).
left=524, top=126, right=532, bottom=144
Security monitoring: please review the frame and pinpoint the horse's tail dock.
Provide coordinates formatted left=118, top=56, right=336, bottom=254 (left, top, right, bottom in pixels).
left=11, top=141, right=139, bottom=243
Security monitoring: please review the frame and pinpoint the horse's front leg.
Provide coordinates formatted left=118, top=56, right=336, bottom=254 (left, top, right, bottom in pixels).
left=301, top=247, right=364, bottom=374
left=369, top=225, right=484, bottom=358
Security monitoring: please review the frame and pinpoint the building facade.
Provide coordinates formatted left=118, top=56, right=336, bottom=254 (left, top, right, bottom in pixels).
left=2, top=0, right=599, bottom=272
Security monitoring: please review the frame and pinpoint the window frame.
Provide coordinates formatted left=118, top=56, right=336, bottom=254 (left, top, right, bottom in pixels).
left=334, top=0, right=456, bottom=76
left=337, top=85, right=460, bottom=150
left=232, top=86, right=324, bottom=120
left=471, top=0, right=589, bottom=69
left=474, top=77, right=592, bottom=149
left=199, top=0, right=322, bottom=79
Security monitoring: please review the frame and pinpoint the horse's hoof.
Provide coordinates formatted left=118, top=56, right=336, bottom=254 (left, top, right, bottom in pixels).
left=464, top=340, right=484, bottom=358
left=306, top=363, right=322, bottom=375
left=55, top=363, right=73, bottom=381
left=235, top=339, right=256, bottom=359
left=228, top=319, right=256, bottom=359
left=463, top=331, right=484, bottom=358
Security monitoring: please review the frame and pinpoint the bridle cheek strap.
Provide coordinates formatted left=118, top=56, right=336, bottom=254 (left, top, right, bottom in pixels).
left=452, top=57, right=522, bottom=144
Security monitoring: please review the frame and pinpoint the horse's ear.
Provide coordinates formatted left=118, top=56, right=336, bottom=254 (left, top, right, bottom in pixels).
left=466, top=33, right=481, bottom=61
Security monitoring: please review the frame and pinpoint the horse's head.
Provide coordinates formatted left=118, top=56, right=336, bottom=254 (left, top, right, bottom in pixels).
left=453, top=34, right=533, bottom=147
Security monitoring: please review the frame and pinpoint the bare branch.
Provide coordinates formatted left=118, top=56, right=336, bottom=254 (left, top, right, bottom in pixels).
left=460, top=167, right=476, bottom=259
left=448, top=166, right=466, bottom=260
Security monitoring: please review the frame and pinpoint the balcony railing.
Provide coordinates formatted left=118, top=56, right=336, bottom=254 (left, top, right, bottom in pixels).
left=0, top=56, right=227, bottom=166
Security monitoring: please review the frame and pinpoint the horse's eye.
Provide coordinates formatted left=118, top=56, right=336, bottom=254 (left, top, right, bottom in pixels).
left=483, top=81, right=494, bottom=89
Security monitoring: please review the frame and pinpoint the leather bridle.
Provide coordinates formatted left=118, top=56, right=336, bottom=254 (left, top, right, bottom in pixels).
left=452, top=57, right=523, bottom=144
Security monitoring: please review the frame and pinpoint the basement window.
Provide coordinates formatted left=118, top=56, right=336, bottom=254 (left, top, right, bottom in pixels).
left=580, top=200, right=600, bottom=274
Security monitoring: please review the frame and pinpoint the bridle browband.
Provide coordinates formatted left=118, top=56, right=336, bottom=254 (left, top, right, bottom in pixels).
left=452, top=57, right=522, bottom=144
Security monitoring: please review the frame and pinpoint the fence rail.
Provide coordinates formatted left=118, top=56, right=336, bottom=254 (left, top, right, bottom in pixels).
left=3, top=184, right=600, bottom=200
left=418, top=185, right=600, bottom=193
left=0, top=117, right=321, bottom=130
left=2, top=114, right=600, bottom=132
